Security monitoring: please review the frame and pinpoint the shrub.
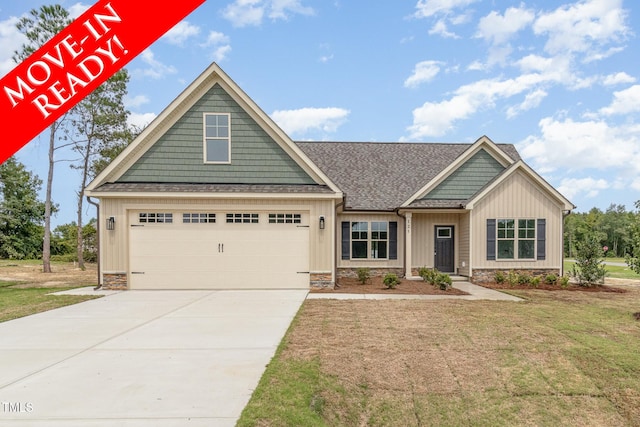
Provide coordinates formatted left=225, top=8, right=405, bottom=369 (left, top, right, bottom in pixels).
left=383, top=273, right=400, bottom=289
left=494, top=271, right=506, bottom=284
left=559, top=275, right=570, bottom=288
left=517, top=272, right=532, bottom=286
left=531, top=276, right=541, bottom=287
left=545, top=273, right=558, bottom=285
left=418, top=267, right=437, bottom=285
left=356, top=267, right=370, bottom=285
left=435, top=272, right=453, bottom=290
left=506, top=270, right=519, bottom=287
left=570, top=235, right=607, bottom=286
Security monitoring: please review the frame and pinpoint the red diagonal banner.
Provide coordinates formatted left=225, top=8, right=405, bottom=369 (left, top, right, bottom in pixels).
left=0, top=0, right=205, bottom=164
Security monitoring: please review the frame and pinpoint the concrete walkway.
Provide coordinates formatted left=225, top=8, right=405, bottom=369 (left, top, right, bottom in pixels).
left=307, top=281, right=523, bottom=301
left=0, top=289, right=307, bottom=427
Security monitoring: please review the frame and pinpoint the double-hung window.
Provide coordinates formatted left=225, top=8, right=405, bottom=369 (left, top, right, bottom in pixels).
left=496, top=219, right=535, bottom=260
left=351, top=222, right=368, bottom=259
left=350, top=221, right=388, bottom=259
left=204, top=113, right=230, bottom=163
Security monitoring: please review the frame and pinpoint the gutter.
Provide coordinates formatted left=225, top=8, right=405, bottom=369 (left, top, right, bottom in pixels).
left=86, top=196, right=102, bottom=290
left=333, top=196, right=345, bottom=288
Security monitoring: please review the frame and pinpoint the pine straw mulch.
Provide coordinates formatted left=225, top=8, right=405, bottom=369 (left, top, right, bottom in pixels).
left=310, top=276, right=469, bottom=295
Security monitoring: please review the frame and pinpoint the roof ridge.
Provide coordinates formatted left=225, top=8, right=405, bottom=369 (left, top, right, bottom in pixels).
left=295, top=140, right=515, bottom=146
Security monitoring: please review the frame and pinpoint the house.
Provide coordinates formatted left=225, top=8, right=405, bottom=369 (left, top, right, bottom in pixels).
left=85, top=63, right=575, bottom=290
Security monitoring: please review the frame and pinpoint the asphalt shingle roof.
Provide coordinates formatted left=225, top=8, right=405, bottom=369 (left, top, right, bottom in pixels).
left=94, top=183, right=334, bottom=194
left=297, top=141, right=521, bottom=211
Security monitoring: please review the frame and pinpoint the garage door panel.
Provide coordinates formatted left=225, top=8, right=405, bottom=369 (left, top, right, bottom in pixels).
left=129, top=212, right=309, bottom=290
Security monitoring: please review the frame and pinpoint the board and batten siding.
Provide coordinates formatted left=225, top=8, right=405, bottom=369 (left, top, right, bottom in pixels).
left=118, top=84, right=315, bottom=185
left=458, top=211, right=471, bottom=277
left=411, top=213, right=462, bottom=270
left=337, top=213, right=404, bottom=268
left=471, top=170, right=564, bottom=270
left=99, top=197, right=334, bottom=282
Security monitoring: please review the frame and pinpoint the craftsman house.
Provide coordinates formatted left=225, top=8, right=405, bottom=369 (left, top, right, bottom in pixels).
left=85, top=63, right=574, bottom=290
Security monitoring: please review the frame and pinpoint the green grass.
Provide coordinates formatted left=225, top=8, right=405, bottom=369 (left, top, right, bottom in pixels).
left=238, top=290, right=640, bottom=426
left=565, top=258, right=640, bottom=280
left=0, top=281, right=100, bottom=323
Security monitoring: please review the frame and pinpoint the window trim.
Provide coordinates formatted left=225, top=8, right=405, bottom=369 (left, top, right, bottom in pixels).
left=350, top=221, right=389, bottom=260
left=203, top=112, right=231, bottom=164
left=496, top=218, right=536, bottom=261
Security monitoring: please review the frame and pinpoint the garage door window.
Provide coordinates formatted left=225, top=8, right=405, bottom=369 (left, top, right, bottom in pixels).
left=268, top=213, right=301, bottom=224
left=183, top=213, right=216, bottom=223
left=226, top=213, right=259, bottom=223
left=139, top=213, right=173, bottom=223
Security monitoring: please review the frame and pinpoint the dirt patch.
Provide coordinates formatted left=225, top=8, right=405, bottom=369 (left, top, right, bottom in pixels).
left=310, top=276, right=468, bottom=295
left=0, top=261, right=97, bottom=288
left=481, top=281, right=628, bottom=293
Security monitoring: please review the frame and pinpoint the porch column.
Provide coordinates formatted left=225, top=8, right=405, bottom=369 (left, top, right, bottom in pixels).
left=405, top=212, right=413, bottom=278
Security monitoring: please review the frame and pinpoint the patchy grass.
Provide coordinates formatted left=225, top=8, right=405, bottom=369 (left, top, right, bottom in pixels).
left=238, top=288, right=640, bottom=426
left=565, top=259, right=640, bottom=280
left=0, top=281, right=99, bottom=322
left=0, top=260, right=100, bottom=322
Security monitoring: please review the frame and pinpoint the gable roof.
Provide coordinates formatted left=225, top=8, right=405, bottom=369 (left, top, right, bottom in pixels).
left=296, top=140, right=521, bottom=211
left=86, top=63, right=340, bottom=195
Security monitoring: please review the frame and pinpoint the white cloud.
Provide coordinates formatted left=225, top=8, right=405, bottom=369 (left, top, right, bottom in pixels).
left=0, top=16, right=26, bottom=77
left=558, top=177, right=610, bottom=200
left=212, top=45, right=232, bottom=62
left=603, top=72, right=636, bottom=86
left=203, top=31, right=230, bottom=46
left=506, top=89, right=548, bottom=118
left=134, top=49, right=177, bottom=79
left=598, top=85, right=640, bottom=116
left=476, top=6, right=535, bottom=45
left=124, top=95, right=150, bottom=109
left=533, top=0, right=629, bottom=56
left=404, top=60, right=442, bottom=88
left=68, top=3, right=90, bottom=19
left=271, top=107, right=350, bottom=135
left=128, top=112, right=157, bottom=130
left=518, top=117, right=640, bottom=175
left=201, top=31, right=232, bottom=62
left=414, top=0, right=479, bottom=18
left=164, top=21, right=200, bottom=46
left=223, top=0, right=313, bottom=27
left=428, top=20, right=459, bottom=39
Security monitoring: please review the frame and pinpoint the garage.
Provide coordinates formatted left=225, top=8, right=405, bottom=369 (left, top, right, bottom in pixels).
left=128, top=211, right=310, bottom=290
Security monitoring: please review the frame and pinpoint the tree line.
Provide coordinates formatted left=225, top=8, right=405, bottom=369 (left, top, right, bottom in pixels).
left=0, top=4, right=136, bottom=270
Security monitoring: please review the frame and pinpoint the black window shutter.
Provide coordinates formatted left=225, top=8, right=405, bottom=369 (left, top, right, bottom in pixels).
left=537, top=219, right=546, bottom=260
left=389, top=221, right=398, bottom=260
left=341, top=221, right=350, bottom=260
left=487, top=219, right=496, bottom=260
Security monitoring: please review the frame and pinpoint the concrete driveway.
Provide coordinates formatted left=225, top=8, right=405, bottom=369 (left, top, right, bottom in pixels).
left=0, top=289, right=308, bottom=426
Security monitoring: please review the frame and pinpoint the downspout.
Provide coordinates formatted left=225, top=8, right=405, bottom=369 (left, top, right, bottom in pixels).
left=561, top=209, right=572, bottom=277
left=334, top=196, right=345, bottom=288
left=86, top=196, right=102, bottom=290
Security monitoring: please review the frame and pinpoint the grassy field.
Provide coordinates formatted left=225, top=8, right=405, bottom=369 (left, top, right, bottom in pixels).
left=239, top=287, right=640, bottom=426
left=0, top=260, right=99, bottom=322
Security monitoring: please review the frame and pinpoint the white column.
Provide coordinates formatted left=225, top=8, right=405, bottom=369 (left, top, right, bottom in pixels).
left=405, top=212, right=412, bottom=278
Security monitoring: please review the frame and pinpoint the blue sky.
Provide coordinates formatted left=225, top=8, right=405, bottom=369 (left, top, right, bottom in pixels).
left=1, top=0, right=639, bottom=226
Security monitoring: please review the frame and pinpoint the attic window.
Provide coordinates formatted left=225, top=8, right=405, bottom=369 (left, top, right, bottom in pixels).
left=203, top=113, right=230, bottom=163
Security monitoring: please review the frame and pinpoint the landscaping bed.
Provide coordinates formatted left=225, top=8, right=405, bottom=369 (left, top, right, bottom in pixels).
left=311, top=276, right=469, bottom=295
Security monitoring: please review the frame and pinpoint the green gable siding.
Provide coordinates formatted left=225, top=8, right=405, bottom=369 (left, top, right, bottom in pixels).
left=423, top=149, right=505, bottom=200
left=118, top=84, right=316, bottom=184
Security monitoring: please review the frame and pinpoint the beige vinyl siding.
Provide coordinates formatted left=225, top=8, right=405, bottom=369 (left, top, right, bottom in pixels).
left=458, top=211, right=470, bottom=276
left=471, top=171, right=564, bottom=269
left=337, top=213, right=404, bottom=268
left=100, top=197, right=334, bottom=281
left=411, top=213, right=460, bottom=270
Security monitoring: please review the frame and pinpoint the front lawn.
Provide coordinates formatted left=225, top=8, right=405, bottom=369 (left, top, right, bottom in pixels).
left=239, top=287, right=640, bottom=426
left=565, top=258, right=640, bottom=280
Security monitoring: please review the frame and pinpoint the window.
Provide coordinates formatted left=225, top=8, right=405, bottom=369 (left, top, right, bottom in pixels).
left=518, top=219, right=535, bottom=259
left=496, top=219, right=535, bottom=260
left=183, top=213, right=216, bottom=223
left=226, top=213, right=259, bottom=224
left=268, top=213, right=301, bottom=224
left=437, top=227, right=452, bottom=238
left=371, top=222, right=388, bottom=259
left=139, top=213, right=173, bottom=224
left=204, top=113, right=230, bottom=163
left=497, top=219, right=515, bottom=259
left=351, top=222, right=368, bottom=259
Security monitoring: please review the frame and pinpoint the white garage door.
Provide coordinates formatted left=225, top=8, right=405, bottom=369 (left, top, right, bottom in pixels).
left=128, top=211, right=309, bottom=289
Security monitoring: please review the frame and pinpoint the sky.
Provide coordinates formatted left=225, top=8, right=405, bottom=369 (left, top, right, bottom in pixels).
left=1, top=0, right=640, bottom=227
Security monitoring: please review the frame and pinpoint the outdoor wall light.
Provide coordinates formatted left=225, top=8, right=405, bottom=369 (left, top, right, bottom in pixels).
left=319, top=215, right=325, bottom=230
left=106, top=216, right=115, bottom=231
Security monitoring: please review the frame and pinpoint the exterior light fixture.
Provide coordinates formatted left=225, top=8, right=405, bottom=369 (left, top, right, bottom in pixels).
left=106, top=216, right=115, bottom=231
left=319, top=215, right=325, bottom=230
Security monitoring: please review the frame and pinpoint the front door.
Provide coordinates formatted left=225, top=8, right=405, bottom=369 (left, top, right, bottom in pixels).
left=434, top=226, right=454, bottom=273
